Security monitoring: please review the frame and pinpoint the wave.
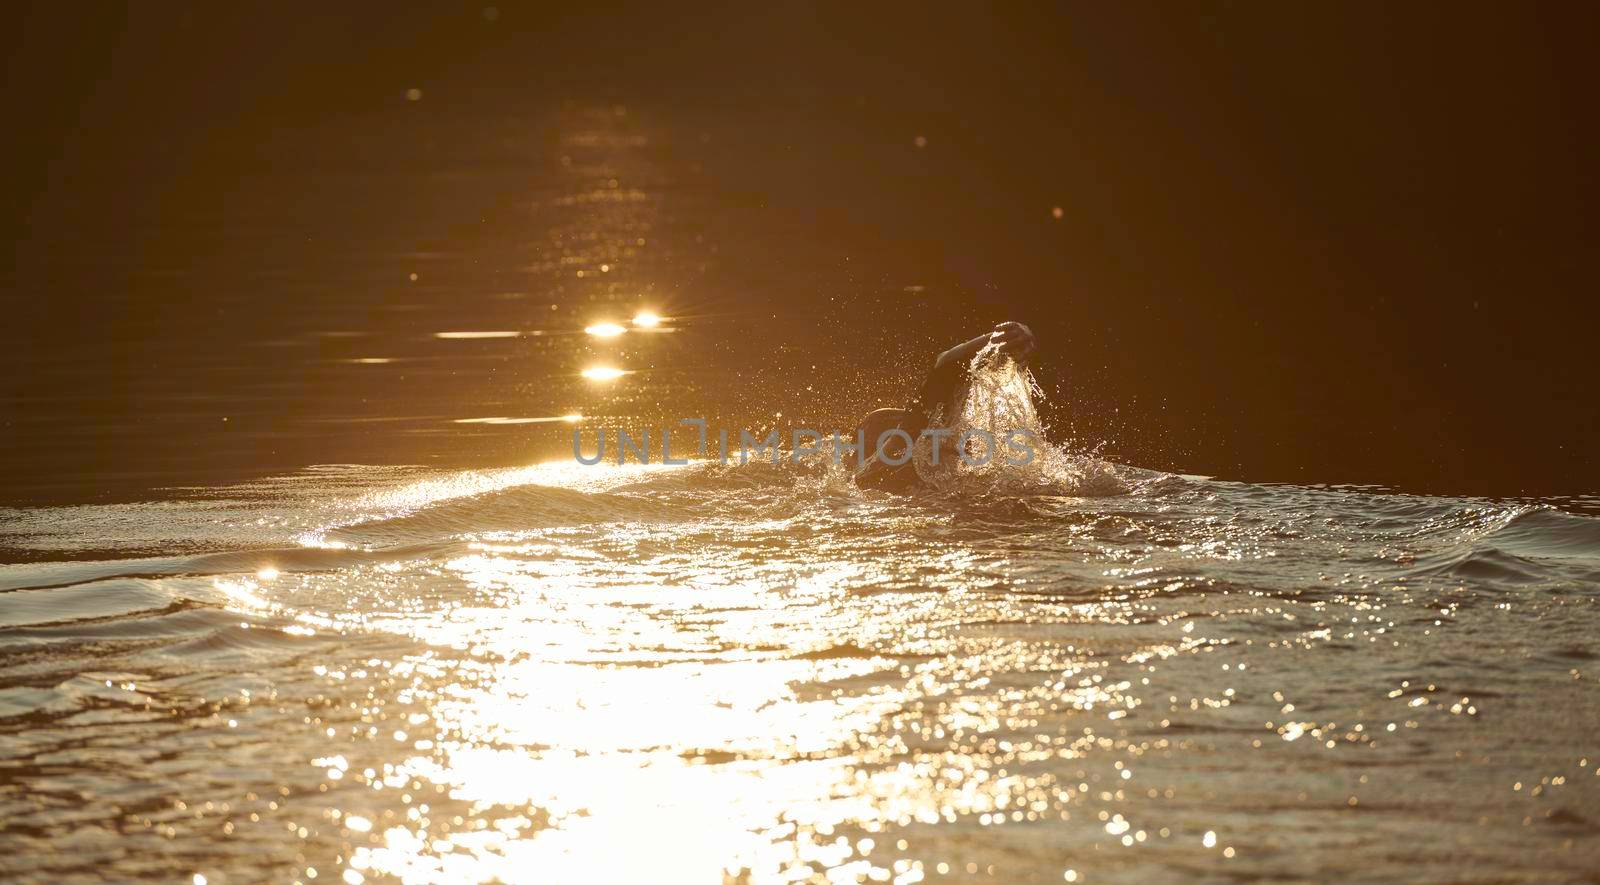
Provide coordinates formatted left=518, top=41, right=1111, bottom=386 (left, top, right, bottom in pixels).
left=323, top=483, right=689, bottom=548
left=1402, top=506, right=1600, bottom=589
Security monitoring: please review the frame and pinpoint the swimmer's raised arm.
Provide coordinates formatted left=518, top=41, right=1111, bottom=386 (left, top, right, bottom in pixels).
left=915, top=322, right=1036, bottom=417
left=852, top=322, right=1036, bottom=488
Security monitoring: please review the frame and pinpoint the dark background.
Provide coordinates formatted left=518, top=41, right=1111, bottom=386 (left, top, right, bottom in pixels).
left=3, top=2, right=1597, bottom=503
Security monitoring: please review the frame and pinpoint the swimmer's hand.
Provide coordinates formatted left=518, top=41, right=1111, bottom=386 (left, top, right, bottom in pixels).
left=989, top=321, right=1035, bottom=361
left=931, top=321, right=1038, bottom=378
left=918, top=322, right=1037, bottom=418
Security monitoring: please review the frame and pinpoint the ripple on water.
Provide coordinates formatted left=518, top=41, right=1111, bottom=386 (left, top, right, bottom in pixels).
left=1, top=458, right=1598, bottom=882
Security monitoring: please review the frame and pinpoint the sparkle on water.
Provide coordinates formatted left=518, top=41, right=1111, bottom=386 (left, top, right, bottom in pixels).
left=453, top=416, right=585, bottom=426
left=2, top=358, right=1598, bottom=883
left=580, top=366, right=628, bottom=381
left=433, top=331, right=522, bottom=340
left=584, top=322, right=628, bottom=338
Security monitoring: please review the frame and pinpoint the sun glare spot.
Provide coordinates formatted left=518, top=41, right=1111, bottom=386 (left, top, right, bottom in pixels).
left=585, top=322, right=627, bottom=337
left=256, top=567, right=280, bottom=581
left=581, top=366, right=627, bottom=381
left=455, top=415, right=586, bottom=425
left=632, top=311, right=662, bottom=328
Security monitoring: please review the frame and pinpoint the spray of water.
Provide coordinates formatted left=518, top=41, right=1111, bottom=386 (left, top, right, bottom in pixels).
left=912, top=344, right=1127, bottom=496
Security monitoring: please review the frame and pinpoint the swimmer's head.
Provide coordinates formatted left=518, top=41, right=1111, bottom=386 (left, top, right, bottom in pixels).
left=849, top=409, right=912, bottom=469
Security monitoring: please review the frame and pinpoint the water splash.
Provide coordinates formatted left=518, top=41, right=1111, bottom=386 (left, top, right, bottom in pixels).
left=913, top=344, right=1127, bottom=496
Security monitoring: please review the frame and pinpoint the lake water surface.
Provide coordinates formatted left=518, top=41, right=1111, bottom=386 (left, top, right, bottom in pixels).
left=5, top=98, right=1599, bottom=883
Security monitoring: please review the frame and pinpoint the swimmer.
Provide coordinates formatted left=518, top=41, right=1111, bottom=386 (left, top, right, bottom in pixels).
left=851, top=321, right=1036, bottom=490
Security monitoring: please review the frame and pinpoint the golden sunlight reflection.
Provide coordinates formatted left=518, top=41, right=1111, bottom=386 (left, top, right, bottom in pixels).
left=584, top=322, right=627, bottom=337
left=434, top=331, right=522, bottom=340
left=580, top=366, right=628, bottom=381
left=182, top=451, right=1568, bottom=884
left=453, top=415, right=585, bottom=425
left=280, top=475, right=1170, bottom=885
left=631, top=310, right=662, bottom=328
left=337, top=546, right=914, bottom=882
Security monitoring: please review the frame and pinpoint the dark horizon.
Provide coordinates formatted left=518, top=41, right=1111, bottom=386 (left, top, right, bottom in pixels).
left=5, top=2, right=1598, bottom=503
